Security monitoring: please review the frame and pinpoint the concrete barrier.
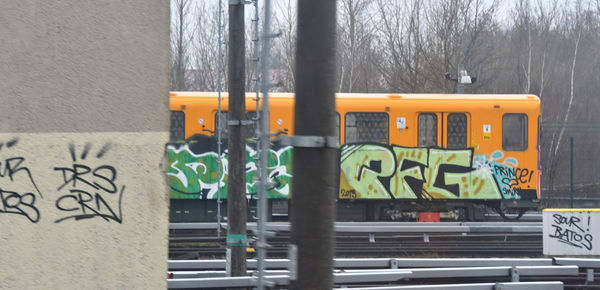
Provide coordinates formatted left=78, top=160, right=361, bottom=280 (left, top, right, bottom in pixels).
left=0, top=1, right=169, bottom=288
left=543, top=209, right=600, bottom=256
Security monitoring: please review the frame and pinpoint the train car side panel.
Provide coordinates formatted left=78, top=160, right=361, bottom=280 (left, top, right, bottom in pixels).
left=338, top=96, right=540, bottom=204
left=168, top=92, right=540, bottom=221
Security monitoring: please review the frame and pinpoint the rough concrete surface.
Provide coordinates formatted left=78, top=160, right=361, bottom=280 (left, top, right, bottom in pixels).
left=0, top=1, right=170, bottom=289
left=0, top=132, right=169, bottom=289
left=0, top=1, right=169, bottom=133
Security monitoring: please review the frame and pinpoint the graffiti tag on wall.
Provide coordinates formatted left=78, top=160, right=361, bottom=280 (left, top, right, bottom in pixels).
left=339, top=144, right=534, bottom=200
left=549, top=213, right=593, bottom=250
left=167, top=142, right=293, bottom=199
left=543, top=211, right=599, bottom=255
left=0, top=138, right=42, bottom=222
left=0, top=138, right=125, bottom=224
left=54, top=143, right=124, bottom=223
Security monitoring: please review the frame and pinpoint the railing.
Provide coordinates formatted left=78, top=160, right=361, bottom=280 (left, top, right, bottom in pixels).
left=332, top=282, right=565, bottom=290
left=167, top=257, right=600, bottom=289
left=169, top=221, right=543, bottom=233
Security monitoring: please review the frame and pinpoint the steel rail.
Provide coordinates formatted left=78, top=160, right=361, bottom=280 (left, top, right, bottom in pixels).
left=167, top=271, right=413, bottom=289
left=167, top=258, right=600, bottom=289
left=169, top=229, right=543, bottom=259
left=169, top=222, right=543, bottom=233
left=168, top=258, right=558, bottom=271
left=167, top=266, right=578, bottom=289
left=332, top=281, right=565, bottom=290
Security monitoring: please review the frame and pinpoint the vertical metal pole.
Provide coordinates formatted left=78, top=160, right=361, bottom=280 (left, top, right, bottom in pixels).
left=216, top=0, right=224, bottom=240
left=252, top=0, right=261, bottom=230
left=257, top=0, right=272, bottom=288
left=290, top=0, right=337, bottom=289
left=253, top=0, right=261, bottom=120
left=570, top=136, right=574, bottom=208
left=457, top=64, right=464, bottom=94
left=227, top=0, right=247, bottom=277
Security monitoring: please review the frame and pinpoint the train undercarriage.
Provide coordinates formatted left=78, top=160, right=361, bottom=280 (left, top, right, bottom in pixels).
left=169, top=198, right=538, bottom=222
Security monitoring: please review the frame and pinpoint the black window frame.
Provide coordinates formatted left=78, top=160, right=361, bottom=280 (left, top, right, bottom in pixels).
left=344, top=112, right=389, bottom=144
left=418, top=113, right=438, bottom=147
left=446, top=113, right=468, bottom=149
left=502, top=113, right=528, bottom=151
left=170, top=110, right=186, bottom=141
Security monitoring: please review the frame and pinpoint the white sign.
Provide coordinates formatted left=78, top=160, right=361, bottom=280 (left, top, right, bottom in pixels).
left=543, top=209, right=600, bottom=256
left=396, top=117, right=406, bottom=129
left=483, top=124, right=491, bottom=133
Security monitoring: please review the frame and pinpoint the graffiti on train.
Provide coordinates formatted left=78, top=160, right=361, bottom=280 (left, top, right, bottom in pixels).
left=473, top=151, right=535, bottom=199
left=339, top=144, right=534, bottom=200
left=167, top=143, right=292, bottom=199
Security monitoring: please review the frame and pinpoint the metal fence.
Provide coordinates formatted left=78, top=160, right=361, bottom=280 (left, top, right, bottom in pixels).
left=167, top=257, right=600, bottom=289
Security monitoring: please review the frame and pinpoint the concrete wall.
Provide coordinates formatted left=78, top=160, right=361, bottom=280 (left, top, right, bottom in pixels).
left=543, top=209, right=600, bottom=256
left=0, top=1, right=170, bottom=289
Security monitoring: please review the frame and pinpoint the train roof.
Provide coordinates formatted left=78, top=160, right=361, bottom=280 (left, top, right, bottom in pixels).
left=170, top=92, right=540, bottom=101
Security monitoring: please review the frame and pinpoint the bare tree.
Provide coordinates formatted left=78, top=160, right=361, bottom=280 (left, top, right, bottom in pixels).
left=337, top=0, right=377, bottom=92
left=271, top=0, right=297, bottom=92
left=507, top=0, right=559, bottom=97
left=190, top=1, right=228, bottom=91
left=245, top=0, right=260, bottom=93
left=553, top=22, right=581, bottom=159
left=456, top=0, right=501, bottom=93
left=171, top=0, right=600, bottom=200
left=544, top=0, right=589, bottom=192
left=171, top=0, right=193, bottom=91
left=373, top=0, right=428, bottom=92
left=512, top=0, right=534, bottom=93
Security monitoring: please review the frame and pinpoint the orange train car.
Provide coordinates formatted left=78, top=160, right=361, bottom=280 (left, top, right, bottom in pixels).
left=169, top=92, right=540, bottom=221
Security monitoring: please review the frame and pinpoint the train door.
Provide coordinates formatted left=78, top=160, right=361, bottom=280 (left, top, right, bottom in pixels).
left=416, top=112, right=471, bottom=148
left=416, top=112, right=440, bottom=200
left=417, top=112, right=471, bottom=199
left=441, top=113, right=472, bottom=199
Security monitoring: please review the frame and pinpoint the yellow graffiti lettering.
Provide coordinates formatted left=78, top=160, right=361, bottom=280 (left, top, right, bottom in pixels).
left=340, top=144, right=506, bottom=200
left=339, top=145, right=395, bottom=199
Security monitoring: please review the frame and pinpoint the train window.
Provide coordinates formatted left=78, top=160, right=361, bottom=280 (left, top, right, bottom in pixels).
left=503, top=114, right=528, bottom=151
left=170, top=111, right=185, bottom=141
left=418, top=113, right=437, bottom=147
left=447, top=113, right=467, bottom=149
left=215, top=111, right=259, bottom=139
left=345, top=112, right=388, bottom=144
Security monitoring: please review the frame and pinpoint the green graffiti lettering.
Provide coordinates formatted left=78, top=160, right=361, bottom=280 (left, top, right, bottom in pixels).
left=169, top=140, right=530, bottom=201
left=167, top=143, right=293, bottom=200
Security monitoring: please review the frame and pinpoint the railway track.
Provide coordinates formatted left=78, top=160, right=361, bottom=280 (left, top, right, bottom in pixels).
left=169, top=222, right=543, bottom=260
